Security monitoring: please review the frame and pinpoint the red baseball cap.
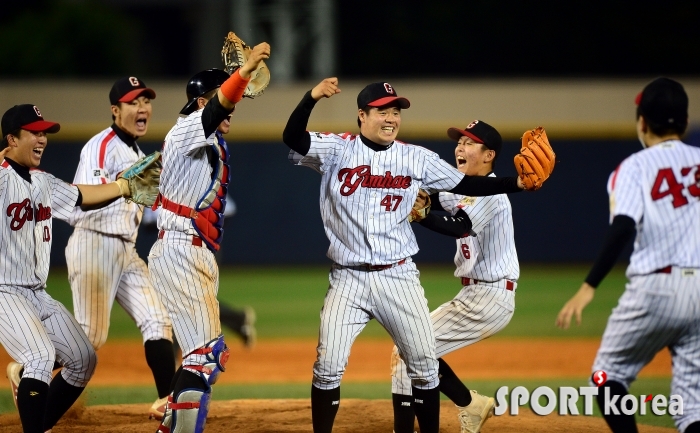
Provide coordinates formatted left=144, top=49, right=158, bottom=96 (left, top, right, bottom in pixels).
left=109, top=76, right=156, bottom=105
left=357, top=82, right=410, bottom=109
left=2, top=104, right=60, bottom=137
left=447, top=120, right=502, bottom=157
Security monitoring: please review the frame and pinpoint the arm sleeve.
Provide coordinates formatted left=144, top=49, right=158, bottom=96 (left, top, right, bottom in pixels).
left=418, top=208, right=473, bottom=238
left=429, top=193, right=444, bottom=211
left=282, top=90, right=317, bottom=156
left=202, top=96, right=234, bottom=138
left=584, top=215, right=636, bottom=288
left=449, top=175, right=522, bottom=196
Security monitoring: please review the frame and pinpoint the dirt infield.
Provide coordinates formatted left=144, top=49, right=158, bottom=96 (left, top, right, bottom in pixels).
left=0, top=338, right=675, bottom=432
left=0, top=399, right=677, bottom=432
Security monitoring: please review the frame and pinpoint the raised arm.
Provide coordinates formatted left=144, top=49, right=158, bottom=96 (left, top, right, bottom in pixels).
left=217, top=42, right=270, bottom=111
left=282, top=77, right=341, bottom=156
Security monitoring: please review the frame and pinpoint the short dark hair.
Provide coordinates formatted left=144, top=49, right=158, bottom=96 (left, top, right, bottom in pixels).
left=2, top=129, right=21, bottom=149
left=357, top=107, right=370, bottom=128
left=637, top=105, right=687, bottom=136
left=481, top=142, right=499, bottom=167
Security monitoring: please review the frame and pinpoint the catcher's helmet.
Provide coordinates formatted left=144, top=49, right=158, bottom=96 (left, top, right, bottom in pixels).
left=180, top=68, right=230, bottom=115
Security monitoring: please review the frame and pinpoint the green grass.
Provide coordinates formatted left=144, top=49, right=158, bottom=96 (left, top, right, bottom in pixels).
left=6, top=264, right=671, bottom=428
left=41, top=263, right=628, bottom=340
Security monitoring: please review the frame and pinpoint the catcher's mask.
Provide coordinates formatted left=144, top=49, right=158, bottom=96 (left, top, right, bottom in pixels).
left=180, top=68, right=231, bottom=115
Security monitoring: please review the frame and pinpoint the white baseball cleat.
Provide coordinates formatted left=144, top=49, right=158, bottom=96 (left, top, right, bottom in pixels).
left=148, top=396, right=168, bottom=420
left=6, top=362, right=22, bottom=410
left=457, top=390, right=495, bottom=433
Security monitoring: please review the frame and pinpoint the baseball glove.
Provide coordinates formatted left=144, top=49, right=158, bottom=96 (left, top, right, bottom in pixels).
left=514, top=126, right=556, bottom=191
left=408, top=189, right=431, bottom=222
left=115, top=151, right=161, bottom=207
left=221, top=31, right=270, bottom=98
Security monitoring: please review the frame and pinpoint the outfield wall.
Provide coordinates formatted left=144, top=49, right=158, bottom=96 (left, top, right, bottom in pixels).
left=39, top=137, right=681, bottom=267
left=6, top=77, right=699, bottom=265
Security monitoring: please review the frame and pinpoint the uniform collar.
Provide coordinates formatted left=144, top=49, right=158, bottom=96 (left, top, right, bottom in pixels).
left=359, top=133, right=394, bottom=152
left=4, top=157, right=31, bottom=183
left=110, top=123, right=140, bottom=155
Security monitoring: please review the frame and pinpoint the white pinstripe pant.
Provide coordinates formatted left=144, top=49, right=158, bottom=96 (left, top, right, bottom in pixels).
left=148, top=237, right=221, bottom=367
left=0, top=286, right=96, bottom=387
left=67, top=228, right=172, bottom=349
left=593, top=268, right=700, bottom=432
left=313, top=259, right=440, bottom=391
left=391, top=282, right=515, bottom=394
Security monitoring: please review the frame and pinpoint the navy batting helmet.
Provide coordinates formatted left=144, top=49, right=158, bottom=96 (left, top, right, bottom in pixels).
left=180, top=68, right=230, bottom=115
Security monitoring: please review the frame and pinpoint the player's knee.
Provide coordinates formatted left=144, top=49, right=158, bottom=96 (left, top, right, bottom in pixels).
left=312, top=359, right=345, bottom=389
left=182, top=335, right=229, bottom=387
left=61, top=345, right=97, bottom=386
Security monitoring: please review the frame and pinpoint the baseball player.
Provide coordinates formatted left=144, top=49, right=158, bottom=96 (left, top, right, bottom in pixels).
left=63, top=76, right=175, bottom=420
left=0, top=104, right=143, bottom=433
left=390, top=120, right=518, bottom=433
left=283, top=78, right=539, bottom=433
left=142, top=198, right=257, bottom=349
left=150, top=42, right=270, bottom=433
left=556, top=77, right=700, bottom=433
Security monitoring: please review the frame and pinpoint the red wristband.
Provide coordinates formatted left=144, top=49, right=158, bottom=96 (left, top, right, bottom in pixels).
left=220, top=69, right=251, bottom=104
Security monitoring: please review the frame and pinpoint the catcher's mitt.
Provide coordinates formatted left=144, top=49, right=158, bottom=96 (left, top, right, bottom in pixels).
left=408, top=189, right=431, bottom=222
left=514, top=126, right=555, bottom=191
left=116, top=151, right=161, bottom=207
left=221, top=31, right=270, bottom=98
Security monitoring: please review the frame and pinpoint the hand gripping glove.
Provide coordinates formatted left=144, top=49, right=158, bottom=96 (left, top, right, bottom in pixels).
left=408, top=189, right=431, bottom=222
left=514, top=126, right=556, bottom=191
left=221, top=31, right=270, bottom=98
left=115, top=151, right=161, bottom=207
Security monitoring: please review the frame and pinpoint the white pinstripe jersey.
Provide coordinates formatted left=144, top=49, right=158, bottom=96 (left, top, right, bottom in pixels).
left=157, top=109, right=219, bottom=235
left=67, top=126, right=145, bottom=242
left=608, top=140, right=700, bottom=277
left=1, top=160, right=79, bottom=289
left=290, top=132, right=465, bottom=266
left=438, top=173, right=519, bottom=282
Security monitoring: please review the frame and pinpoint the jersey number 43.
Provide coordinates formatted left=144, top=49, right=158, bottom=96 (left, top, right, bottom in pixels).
left=651, top=166, right=700, bottom=208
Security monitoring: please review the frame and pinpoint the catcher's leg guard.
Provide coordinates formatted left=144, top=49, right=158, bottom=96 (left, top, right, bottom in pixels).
left=183, top=334, right=230, bottom=386
left=160, top=336, right=229, bottom=433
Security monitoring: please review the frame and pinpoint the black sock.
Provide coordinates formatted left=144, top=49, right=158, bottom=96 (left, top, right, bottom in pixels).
left=43, top=373, right=85, bottom=430
left=170, top=365, right=184, bottom=393
left=412, top=386, right=440, bottom=433
left=145, top=339, right=177, bottom=398
left=438, top=358, right=471, bottom=407
left=595, top=379, right=638, bottom=433
left=392, top=393, right=415, bottom=433
left=174, top=368, right=207, bottom=395
left=685, top=421, right=700, bottom=433
left=311, top=385, right=340, bottom=433
left=17, top=377, right=49, bottom=433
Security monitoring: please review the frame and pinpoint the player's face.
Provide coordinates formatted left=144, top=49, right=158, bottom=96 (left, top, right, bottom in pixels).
left=359, top=106, right=401, bottom=146
left=217, top=115, right=231, bottom=134
left=6, top=129, right=47, bottom=168
left=112, top=96, right=152, bottom=138
left=455, top=136, right=493, bottom=176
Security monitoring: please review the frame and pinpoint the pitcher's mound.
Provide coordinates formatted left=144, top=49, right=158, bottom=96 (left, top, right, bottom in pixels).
left=0, top=399, right=675, bottom=432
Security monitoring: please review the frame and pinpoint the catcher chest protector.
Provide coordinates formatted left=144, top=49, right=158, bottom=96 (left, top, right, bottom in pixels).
left=158, top=132, right=230, bottom=251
